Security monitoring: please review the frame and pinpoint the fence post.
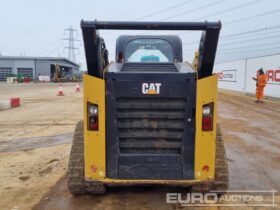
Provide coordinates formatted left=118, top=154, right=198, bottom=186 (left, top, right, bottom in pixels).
left=244, top=58, right=248, bottom=95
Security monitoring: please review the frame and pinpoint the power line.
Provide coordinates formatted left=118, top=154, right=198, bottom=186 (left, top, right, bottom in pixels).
left=184, top=45, right=280, bottom=55
left=101, top=0, right=196, bottom=35
left=216, top=45, right=280, bottom=54
left=103, top=0, right=236, bottom=37
left=138, top=0, right=197, bottom=20
left=158, top=0, right=264, bottom=21
left=209, top=28, right=280, bottom=46
left=220, top=29, right=280, bottom=41
left=220, top=34, right=280, bottom=47
left=136, top=0, right=225, bottom=36
left=184, top=40, right=280, bottom=53
left=182, top=22, right=280, bottom=47
left=63, top=25, right=80, bottom=62
left=218, top=42, right=280, bottom=52
left=46, top=43, right=64, bottom=57
left=95, top=1, right=279, bottom=63
left=112, top=0, right=164, bottom=20
left=178, top=0, right=265, bottom=37
left=102, top=1, right=278, bottom=43
left=190, top=0, right=264, bottom=21
left=43, top=42, right=62, bottom=57
left=38, top=39, right=62, bottom=56
left=184, top=34, right=280, bottom=53
left=103, top=0, right=272, bottom=44
left=179, top=7, right=280, bottom=38
left=184, top=39, right=280, bottom=56
left=160, top=0, right=227, bottom=20
left=222, top=24, right=280, bottom=39
left=224, top=8, right=280, bottom=26
left=184, top=31, right=280, bottom=53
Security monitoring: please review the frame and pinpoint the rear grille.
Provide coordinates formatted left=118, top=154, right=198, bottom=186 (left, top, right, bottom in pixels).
left=116, top=98, right=186, bottom=154
left=121, top=63, right=178, bottom=72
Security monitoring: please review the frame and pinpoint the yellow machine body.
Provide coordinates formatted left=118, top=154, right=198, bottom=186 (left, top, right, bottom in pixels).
left=83, top=72, right=217, bottom=185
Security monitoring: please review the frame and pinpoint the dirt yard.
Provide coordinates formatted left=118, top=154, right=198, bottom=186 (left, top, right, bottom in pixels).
left=0, top=83, right=82, bottom=210
left=0, top=83, right=279, bottom=210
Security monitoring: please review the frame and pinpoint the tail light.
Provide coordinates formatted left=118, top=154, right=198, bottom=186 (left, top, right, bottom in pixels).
left=88, top=103, right=98, bottom=131
left=202, top=103, right=213, bottom=131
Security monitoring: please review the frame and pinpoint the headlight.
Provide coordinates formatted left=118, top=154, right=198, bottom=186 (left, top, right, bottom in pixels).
left=89, top=104, right=98, bottom=116
left=203, top=106, right=211, bottom=115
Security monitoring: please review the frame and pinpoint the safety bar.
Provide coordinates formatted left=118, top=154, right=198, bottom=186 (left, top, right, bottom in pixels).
left=81, top=20, right=221, bottom=31
left=81, top=20, right=222, bottom=79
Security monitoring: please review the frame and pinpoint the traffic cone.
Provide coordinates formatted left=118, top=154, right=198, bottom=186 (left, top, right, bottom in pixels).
left=75, top=83, right=80, bottom=92
left=57, top=83, right=65, bottom=96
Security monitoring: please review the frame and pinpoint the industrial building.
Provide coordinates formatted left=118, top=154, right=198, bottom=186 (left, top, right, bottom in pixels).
left=0, top=56, right=80, bottom=81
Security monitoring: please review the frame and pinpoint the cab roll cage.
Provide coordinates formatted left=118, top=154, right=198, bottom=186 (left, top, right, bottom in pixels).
left=81, top=20, right=221, bottom=79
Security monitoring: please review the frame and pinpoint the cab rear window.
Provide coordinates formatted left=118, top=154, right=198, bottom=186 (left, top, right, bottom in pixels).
left=124, top=39, right=174, bottom=63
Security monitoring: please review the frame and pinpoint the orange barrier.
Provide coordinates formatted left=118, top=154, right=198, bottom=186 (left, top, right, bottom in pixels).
left=75, top=83, right=80, bottom=92
left=57, top=83, right=65, bottom=96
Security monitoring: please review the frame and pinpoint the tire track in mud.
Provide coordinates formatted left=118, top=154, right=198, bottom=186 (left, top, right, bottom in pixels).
left=218, top=92, right=280, bottom=123
left=0, top=133, right=73, bottom=153
left=225, top=133, right=280, bottom=190
left=218, top=92, right=280, bottom=191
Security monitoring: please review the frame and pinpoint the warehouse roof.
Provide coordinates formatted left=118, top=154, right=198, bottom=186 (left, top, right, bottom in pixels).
left=0, top=56, right=79, bottom=67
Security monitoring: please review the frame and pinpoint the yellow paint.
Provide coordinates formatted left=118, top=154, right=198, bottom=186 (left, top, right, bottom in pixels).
left=84, top=74, right=106, bottom=180
left=147, top=89, right=158, bottom=94
left=195, top=75, right=218, bottom=181
left=83, top=72, right=217, bottom=185
left=85, top=178, right=202, bottom=186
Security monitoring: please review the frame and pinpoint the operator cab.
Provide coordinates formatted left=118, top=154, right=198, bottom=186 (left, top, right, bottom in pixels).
left=116, top=35, right=182, bottom=63
left=107, top=35, right=194, bottom=73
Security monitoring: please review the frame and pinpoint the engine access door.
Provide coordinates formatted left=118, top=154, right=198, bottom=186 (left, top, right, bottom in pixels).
left=105, top=72, right=196, bottom=180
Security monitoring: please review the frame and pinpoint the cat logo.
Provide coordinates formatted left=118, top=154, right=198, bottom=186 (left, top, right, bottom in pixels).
left=142, top=83, right=162, bottom=95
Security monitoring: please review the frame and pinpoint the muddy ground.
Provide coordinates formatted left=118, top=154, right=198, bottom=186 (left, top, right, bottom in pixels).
left=0, top=83, right=279, bottom=210
left=0, top=83, right=82, bottom=210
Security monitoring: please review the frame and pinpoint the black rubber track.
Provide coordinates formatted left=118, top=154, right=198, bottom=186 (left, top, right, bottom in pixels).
left=67, top=121, right=106, bottom=195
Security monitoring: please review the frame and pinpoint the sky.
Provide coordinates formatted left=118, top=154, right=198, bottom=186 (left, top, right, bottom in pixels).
left=0, top=0, right=280, bottom=70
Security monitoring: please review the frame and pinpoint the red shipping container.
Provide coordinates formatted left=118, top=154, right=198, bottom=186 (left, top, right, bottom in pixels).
left=10, top=98, right=20, bottom=107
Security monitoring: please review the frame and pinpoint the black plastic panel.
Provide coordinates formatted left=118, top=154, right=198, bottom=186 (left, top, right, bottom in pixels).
left=121, top=63, right=178, bottom=72
left=105, top=72, right=196, bottom=180
left=118, top=155, right=182, bottom=179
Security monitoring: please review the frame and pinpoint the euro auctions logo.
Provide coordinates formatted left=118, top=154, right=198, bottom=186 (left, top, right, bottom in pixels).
left=142, top=83, right=161, bottom=95
left=166, top=190, right=278, bottom=207
left=167, top=192, right=219, bottom=205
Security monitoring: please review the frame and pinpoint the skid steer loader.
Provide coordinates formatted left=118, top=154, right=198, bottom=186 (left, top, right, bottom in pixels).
left=68, top=20, right=228, bottom=194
